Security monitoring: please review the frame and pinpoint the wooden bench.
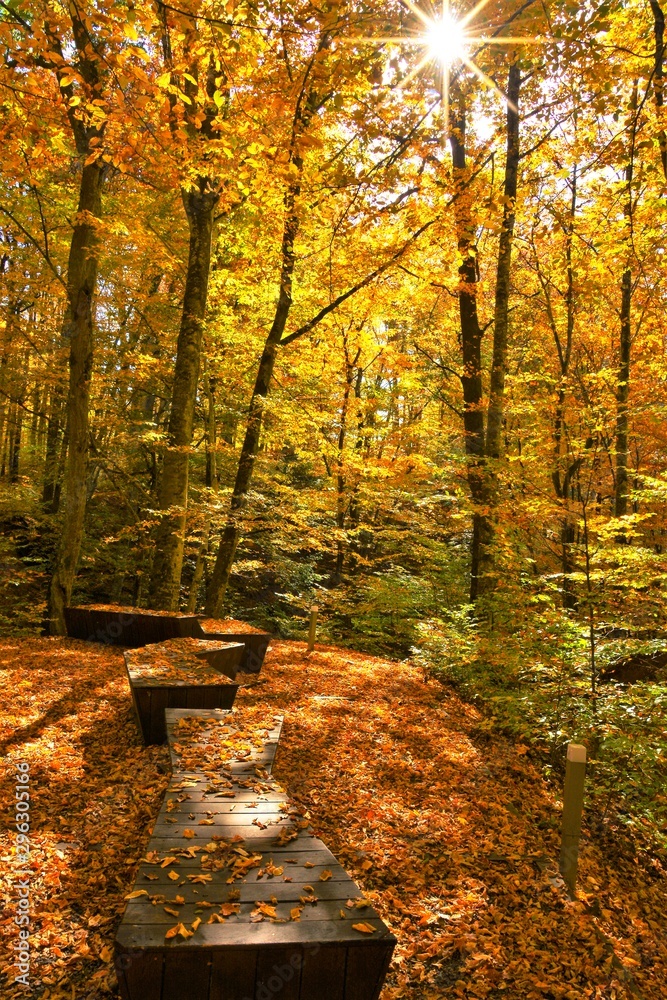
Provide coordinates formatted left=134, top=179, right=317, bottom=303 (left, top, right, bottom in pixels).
left=64, top=605, right=271, bottom=674
left=114, top=708, right=396, bottom=1000
left=124, top=641, right=244, bottom=745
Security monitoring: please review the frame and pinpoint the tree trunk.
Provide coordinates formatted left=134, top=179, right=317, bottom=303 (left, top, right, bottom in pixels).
left=9, top=400, right=22, bottom=482
left=615, top=263, right=632, bottom=518
left=651, top=1, right=667, bottom=178
left=485, top=63, right=521, bottom=461
left=47, top=160, right=105, bottom=634
left=449, top=96, right=488, bottom=601
left=331, top=339, right=359, bottom=586
left=186, top=518, right=210, bottom=613
left=614, top=84, right=637, bottom=520
left=205, top=372, right=218, bottom=489
left=204, top=170, right=302, bottom=617
left=147, top=183, right=218, bottom=610
left=42, top=388, right=65, bottom=511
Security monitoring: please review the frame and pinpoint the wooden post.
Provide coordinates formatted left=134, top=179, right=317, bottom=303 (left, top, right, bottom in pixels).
left=307, top=605, right=318, bottom=652
left=559, top=743, right=587, bottom=895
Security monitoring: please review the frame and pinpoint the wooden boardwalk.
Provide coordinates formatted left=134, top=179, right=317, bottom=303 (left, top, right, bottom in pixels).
left=64, top=605, right=271, bottom=673
left=124, top=642, right=244, bottom=745
left=115, top=709, right=396, bottom=1000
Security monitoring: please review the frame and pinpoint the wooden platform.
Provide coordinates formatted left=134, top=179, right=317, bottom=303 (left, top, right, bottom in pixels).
left=64, top=605, right=271, bottom=674
left=124, top=643, right=244, bottom=745
left=198, top=622, right=271, bottom=675
left=114, top=709, right=396, bottom=1000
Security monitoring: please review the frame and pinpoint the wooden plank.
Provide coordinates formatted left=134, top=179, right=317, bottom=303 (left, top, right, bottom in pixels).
left=196, top=626, right=270, bottom=674
left=117, top=921, right=393, bottom=949
left=149, top=687, right=170, bottom=745
left=344, top=944, right=393, bottom=1000
left=65, top=606, right=203, bottom=647
left=123, top=881, right=367, bottom=905
left=145, top=834, right=332, bottom=854
left=133, top=861, right=351, bottom=891
left=162, top=949, right=212, bottom=1000
left=115, top=949, right=164, bottom=1000
left=186, top=687, right=209, bottom=709
left=123, top=901, right=385, bottom=928
left=255, top=946, right=302, bottom=1000
left=300, top=945, right=346, bottom=1000
left=209, top=947, right=257, bottom=1000
left=133, top=688, right=152, bottom=745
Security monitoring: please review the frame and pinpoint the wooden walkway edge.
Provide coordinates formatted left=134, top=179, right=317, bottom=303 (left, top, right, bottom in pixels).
left=114, top=708, right=396, bottom=1000
left=64, top=605, right=271, bottom=674
left=123, top=642, right=244, bottom=745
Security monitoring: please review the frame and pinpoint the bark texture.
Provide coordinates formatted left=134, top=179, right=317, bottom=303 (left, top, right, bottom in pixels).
left=614, top=84, right=637, bottom=520
left=147, top=184, right=217, bottom=609
left=450, top=67, right=521, bottom=601
left=47, top=160, right=105, bottom=633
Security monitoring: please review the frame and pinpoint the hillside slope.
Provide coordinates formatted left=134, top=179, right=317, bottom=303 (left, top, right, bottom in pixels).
left=0, top=636, right=664, bottom=999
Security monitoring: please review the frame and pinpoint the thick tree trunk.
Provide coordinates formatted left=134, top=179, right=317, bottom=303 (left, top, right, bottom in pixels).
left=47, top=160, right=105, bottom=634
left=147, top=183, right=218, bottom=610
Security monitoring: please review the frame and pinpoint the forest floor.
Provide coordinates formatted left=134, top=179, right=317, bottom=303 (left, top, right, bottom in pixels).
left=0, top=635, right=665, bottom=1000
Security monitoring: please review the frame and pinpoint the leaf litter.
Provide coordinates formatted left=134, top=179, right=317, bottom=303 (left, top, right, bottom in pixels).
left=0, top=635, right=665, bottom=998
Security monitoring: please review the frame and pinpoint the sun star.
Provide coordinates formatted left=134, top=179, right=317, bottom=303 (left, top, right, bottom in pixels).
left=345, top=0, right=540, bottom=127
left=425, top=11, right=469, bottom=68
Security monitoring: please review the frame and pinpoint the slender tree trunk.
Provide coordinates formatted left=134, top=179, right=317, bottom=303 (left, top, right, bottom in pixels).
left=186, top=518, right=210, bottom=612
left=614, top=84, right=637, bottom=520
left=147, top=184, right=218, bottom=610
left=449, top=97, right=487, bottom=600
left=651, top=1, right=667, bottom=177
left=47, top=160, right=105, bottom=633
left=205, top=372, right=218, bottom=489
left=42, top=389, right=65, bottom=510
left=204, top=165, right=303, bottom=616
left=331, top=339, right=360, bottom=585
left=9, top=401, right=22, bottom=482
left=615, top=263, right=632, bottom=518
left=203, top=43, right=331, bottom=617
left=485, top=63, right=521, bottom=461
